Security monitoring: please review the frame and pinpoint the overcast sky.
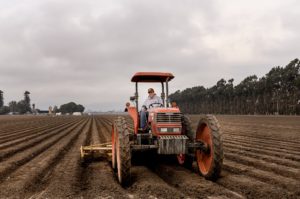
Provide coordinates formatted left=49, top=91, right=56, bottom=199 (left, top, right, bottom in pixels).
left=0, top=0, right=299, bottom=111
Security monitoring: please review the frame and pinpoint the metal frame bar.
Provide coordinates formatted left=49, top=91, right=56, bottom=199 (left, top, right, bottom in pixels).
left=166, top=79, right=169, bottom=107
left=161, top=82, right=165, bottom=107
left=135, top=82, right=139, bottom=111
left=131, top=144, right=158, bottom=151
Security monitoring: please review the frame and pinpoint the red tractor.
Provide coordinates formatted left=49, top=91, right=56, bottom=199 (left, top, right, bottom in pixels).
left=111, top=72, right=223, bottom=186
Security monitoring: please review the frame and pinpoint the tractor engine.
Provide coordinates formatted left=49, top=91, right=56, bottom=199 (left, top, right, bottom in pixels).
left=149, top=110, right=189, bottom=154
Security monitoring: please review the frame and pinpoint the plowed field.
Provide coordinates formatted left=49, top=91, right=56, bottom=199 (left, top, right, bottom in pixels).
left=0, top=115, right=299, bottom=199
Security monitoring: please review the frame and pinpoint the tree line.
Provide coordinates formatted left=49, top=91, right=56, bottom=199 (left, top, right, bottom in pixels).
left=53, top=102, right=85, bottom=114
left=0, top=91, right=85, bottom=115
left=0, top=91, right=31, bottom=114
left=169, top=58, right=300, bottom=115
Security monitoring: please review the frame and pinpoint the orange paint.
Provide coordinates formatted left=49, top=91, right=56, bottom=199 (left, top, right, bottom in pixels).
left=127, top=106, right=139, bottom=134
left=196, top=124, right=213, bottom=175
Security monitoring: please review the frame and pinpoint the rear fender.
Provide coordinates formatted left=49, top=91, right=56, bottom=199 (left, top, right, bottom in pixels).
left=128, top=107, right=138, bottom=134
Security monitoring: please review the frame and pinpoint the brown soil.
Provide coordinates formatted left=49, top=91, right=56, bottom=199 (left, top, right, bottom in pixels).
left=0, top=115, right=299, bottom=199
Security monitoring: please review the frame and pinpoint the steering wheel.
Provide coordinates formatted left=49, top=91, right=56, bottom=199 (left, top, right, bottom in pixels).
left=148, top=102, right=163, bottom=109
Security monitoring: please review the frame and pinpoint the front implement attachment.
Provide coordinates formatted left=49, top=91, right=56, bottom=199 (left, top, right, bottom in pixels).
left=80, top=142, right=112, bottom=163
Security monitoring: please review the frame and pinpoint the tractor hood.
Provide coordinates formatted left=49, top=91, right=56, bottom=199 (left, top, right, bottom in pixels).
left=148, top=107, right=180, bottom=113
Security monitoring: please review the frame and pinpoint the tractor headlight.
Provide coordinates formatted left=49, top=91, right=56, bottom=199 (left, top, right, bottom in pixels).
left=173, top=128, right=180, bottom=133
left=158, top=127, right=181, bottom=133
left=160, top=128, right=168, bottom=132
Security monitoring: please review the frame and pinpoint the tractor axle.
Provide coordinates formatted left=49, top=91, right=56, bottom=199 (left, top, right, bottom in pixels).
left=187, top=141, right=210, bottom=154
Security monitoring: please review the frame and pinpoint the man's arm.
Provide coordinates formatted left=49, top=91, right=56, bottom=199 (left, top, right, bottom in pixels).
left=142, top=99, right=148, bottom=110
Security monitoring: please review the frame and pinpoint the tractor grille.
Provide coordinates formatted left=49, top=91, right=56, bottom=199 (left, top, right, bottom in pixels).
left=156, top=112, right=182, bottom=123
left=158, top=135, right=188, bottom=154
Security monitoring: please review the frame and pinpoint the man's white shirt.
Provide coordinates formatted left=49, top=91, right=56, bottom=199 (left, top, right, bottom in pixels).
left=142, top=95, right=163, bottom=109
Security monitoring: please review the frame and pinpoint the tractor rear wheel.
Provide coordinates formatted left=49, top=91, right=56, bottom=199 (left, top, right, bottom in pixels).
left=196, top=115, right=223, bottom=181
left=115, top=117, right=131, bottom=186
left=111, top=123, right=117, bottom=171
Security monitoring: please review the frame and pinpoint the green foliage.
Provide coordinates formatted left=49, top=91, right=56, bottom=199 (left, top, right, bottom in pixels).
left=9, top=101, right=17, bottom=113
left=170, top=58, right=300, bottom=115
left=0, top=90, right=3, bottom=107
left=0, top=91, right=31, bottom=115
left=0, top=106, right=10, bottom=115
left=76, top=104, right=85, bottom=112
left=23, top=91, right=31, bottom=113
left=59, top=102, right=85, bottom=114
left=6, top=90, right=32, bottom=114
left=17, top=100, right=30, bottom=114
left=53, top=105, right=58, bottom=113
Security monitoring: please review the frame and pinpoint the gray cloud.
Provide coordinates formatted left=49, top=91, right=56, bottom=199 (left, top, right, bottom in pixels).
left=0, top=0, right=299, bottom=111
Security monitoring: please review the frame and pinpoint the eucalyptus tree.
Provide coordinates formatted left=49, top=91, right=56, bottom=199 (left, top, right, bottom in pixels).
left=0, top=90, right=3, bottom=107
left=9, top=101, right=17, bottom=113
left=169, top=58, right=300, bottom=115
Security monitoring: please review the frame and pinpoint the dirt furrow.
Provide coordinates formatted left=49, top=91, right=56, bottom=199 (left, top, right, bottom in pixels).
left=223, top=123, right=300, bottom=134
left=0, top=118, right=86, bottom=182
left=0, top=118, right=80, bottom=147
left=0, top=118, right=89, bottom=197
left=223, top=133, right=300, bottom=150
left=224, top=139, right=300, bottom=160
left=223, top=144, right=300, bottom=168
left=90, top=117, right=101, bottom=145
left=223, top=159, right=300, bottom=192
left=128, top=166, right=186, bottom=198
left=95, top=116, right=115, bottom=139
left=0, top=118, right=82, bottom=160
left=217, top=171, right=295, bottom=199
left=0, top=114, right=299, bottom=198
left=23, top=118, right=93, bottom=198
left=0, top=117, right=69, bottom=138
left=151, top=163, right=245, bottom=199
left=71, top=116, right=128, bottom=198
left=94, top=116, right=110, bottom=142
left=72, top=117, right=93, bottom=198
left=223, top=132, right=300, bottom=148
left=0, top=117, right=79, bottom=149
left=225, top=123, right=300, bottom=131
left=0, top=117, right=57, bottom=134
left=29, top=116, right=127, bottom=199
left=225, top=152, right=300, bottom=179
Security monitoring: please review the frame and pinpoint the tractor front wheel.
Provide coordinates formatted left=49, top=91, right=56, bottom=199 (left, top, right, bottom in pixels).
left=179, top=115, right=194, bottom=169
left=196, top=115, right=223, bottom=181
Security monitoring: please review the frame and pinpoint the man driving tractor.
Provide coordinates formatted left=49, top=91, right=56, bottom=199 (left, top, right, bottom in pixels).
left=140, top=88, right=163, bottom=129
